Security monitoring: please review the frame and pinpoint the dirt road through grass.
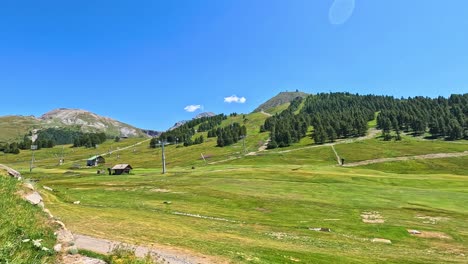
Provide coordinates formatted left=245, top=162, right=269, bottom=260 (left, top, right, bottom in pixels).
left=74, top=234, right=222, bottom=264
left=343, top=151, right=468, bottom=167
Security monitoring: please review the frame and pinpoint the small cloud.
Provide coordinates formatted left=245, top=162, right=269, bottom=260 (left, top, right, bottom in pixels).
left=224, top=95, right=247, bottom=104
left=184, top=105, right=202, bottom=112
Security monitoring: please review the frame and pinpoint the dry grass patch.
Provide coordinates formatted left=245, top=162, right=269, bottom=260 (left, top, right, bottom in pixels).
left=416, top=215, right=449, bottom=225
left=361, top=211, right=384, bottom=223
left=408, top=230, right=452, bottom=240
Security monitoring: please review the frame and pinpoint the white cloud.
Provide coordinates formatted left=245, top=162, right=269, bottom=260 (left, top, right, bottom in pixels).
left=184, top=105, right=202, bottom=112
left=224, top=95, right=247, bottom=104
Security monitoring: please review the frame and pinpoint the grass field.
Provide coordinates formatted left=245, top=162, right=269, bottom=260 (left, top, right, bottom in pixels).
left=1, top=111, right=467, bottom=263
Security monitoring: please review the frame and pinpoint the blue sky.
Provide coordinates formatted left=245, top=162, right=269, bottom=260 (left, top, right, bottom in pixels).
left=1, top=0, right=467, bottom=130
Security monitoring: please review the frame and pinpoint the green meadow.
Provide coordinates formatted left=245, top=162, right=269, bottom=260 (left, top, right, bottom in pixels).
left=1, top=111, right=467, bottom=263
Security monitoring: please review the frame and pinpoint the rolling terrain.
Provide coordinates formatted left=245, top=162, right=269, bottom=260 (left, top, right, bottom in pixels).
left=0, top=92, right=467, bottom=263
left=0, top=108, right=150, bottom=143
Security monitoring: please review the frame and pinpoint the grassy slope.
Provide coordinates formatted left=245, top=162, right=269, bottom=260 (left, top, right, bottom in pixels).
left=0, top=116, right=39, bottom=143
left=334, top=136, right=468, bottom=163
left=33, top=159, right=467, bottom=264
left=0, top=172, right=56, bottom=263
left=1, top=107, right=467, bottom=263
left=254, top=91, right=308, bottom=113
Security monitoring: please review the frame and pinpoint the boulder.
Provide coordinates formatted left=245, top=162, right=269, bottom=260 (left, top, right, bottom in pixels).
left=371, top=238, right=392, bottom=244
left=43, top=186, right=53, bottom=191
left=73, top=201, right=80, bottom=205
left=43, top=209, right=54, bottom=219
left=56, top=228, right=75, bottom=246
left=53, top=244, right=62, bottom=253
left=82, top=257, right=107, bottom=264
left=408, top=229, right=421, bottom=235
left=55, top=220, right=66, bottom=229
left=25, top=192, right=43, bottom=205
left=24, top=183, right=35, bottom=191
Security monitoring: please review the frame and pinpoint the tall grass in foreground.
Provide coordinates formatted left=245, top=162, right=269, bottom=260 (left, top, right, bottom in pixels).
left=0, top=175, right=56, bottom=264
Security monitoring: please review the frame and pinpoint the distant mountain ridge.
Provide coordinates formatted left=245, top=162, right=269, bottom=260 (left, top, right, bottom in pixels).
left=254, top=91, right=309, bottom=113
left=168, top=112, right=216, bottom=131
left=0, top=108, right=150, bottom=142
left=39, top=108, right=147, bottom=137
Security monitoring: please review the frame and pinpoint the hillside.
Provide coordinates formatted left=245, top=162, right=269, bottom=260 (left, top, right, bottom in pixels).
left=1, top=120, right=466, bottom=263
left=168, top=112, right=217, bottom=131
left=0, top=92, right=467, bottom=263
left=253, top=91, right=309, bottom=113
left=0, top=115, right=40, bottom=142
left=40, top=108, right=147, bottom=138
left=0, top=108, right=149, bottom=143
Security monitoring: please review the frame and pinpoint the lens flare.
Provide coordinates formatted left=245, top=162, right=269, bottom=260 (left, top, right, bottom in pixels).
left=329, top=0, right=355, bottom=25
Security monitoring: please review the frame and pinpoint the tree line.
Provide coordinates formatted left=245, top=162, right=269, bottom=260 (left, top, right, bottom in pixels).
left=152, top=114, right=227, bottom=148
left=261, top=97, right=309, bottom=148
left=1, top=128, right=109, bottom=154
left=261, top=92, right=468, bottom=148
left=377, top=94, right=468, bottom=140
left=207, top=122, right=247, bottom=147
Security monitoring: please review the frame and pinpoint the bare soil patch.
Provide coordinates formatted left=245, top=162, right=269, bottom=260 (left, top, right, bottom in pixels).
left=361, top=211, right=384, bottom=224
left=416, top=215, right=449, bottom=225
left=408, top=230, right=452, bottom=240
left=74, top=234, right=227, bottom=264
left=344, top=151, right=468, bottom=167
left=150, top=188, right=171, bottom=193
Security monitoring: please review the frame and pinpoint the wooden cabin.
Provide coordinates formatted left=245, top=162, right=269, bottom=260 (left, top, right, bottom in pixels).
left=110, top=164, right=133, bottom=175
left=87, top=155, right=105, bottom=166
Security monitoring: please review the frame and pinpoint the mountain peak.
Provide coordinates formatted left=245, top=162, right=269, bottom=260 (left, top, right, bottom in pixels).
left=253, top=91, right=309, bottom=113
left=40, top=108, right=93, bottom=120
left=39, top=108, right=146, bottom=137
left=194, top=112, right=216, bottom=119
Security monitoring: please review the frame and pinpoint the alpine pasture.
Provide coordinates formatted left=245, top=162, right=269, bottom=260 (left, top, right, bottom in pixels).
left=1, top=109, right=467, bottom=263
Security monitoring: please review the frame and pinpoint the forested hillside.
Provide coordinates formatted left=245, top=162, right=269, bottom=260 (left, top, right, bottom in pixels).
left=262, top=93, right=468, bottom=148
left=151, top=114, right=227, bottom=147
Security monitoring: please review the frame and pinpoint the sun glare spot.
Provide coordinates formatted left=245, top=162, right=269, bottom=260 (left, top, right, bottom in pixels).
left=329, top=0, right=355, bottom=25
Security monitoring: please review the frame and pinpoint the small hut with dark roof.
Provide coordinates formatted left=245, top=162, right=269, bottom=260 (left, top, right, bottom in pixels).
left=110, top=164, right=133, bottom=175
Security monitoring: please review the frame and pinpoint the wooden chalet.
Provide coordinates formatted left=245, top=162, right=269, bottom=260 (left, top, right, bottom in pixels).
left=87, top=155, right=105, bottom=166
left=110, top=164, right=133, bottom=175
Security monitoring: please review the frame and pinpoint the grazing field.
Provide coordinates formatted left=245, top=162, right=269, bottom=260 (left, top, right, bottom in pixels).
left=1, top=134, right=465, bottom=263
left=1, top=114, right=467, bottom=263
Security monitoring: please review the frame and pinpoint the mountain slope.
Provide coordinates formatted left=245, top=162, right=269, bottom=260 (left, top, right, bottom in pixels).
left=253, top=91, right=309, bottom=113
left=168, top=112, right=216, bottom=131
left=40, top=108, right=147, bottom=137
left=0, top=115, right=40, bottom=142
left=0, top=109, right=149, bottom=142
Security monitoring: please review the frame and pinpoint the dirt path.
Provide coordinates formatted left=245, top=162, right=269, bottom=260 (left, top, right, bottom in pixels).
left=99, top=138, right=151, bottom=157
left=210, top=129, right=380, bottom=164
left=274, top=128, right=380, bottom=154
left=343, top=151, right=468, bottom=167
left=260, top=110, right=272, bottom=117
left=74, top=234, right=223, bottom=264
left=331, top=145, right=341, bottom=165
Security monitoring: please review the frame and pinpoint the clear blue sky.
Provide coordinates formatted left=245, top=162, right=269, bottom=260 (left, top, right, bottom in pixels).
left=1, top=0, right=467, bottom=130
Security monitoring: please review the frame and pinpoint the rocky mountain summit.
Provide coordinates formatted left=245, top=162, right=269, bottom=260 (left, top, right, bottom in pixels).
left=39, top=108, right=146, bottom=137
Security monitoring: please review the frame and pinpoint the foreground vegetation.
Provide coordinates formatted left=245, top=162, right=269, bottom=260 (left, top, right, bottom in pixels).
left=0, top=172, right=56, bottom=263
